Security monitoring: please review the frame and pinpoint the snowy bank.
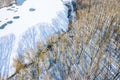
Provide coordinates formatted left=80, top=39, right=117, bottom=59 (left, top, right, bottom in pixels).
left=0, top=0, right=68, bottom=78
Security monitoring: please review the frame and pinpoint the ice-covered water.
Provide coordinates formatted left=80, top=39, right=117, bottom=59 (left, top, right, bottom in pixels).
left=16, top=0, right=25, bottom=5
left=0, top=0, right=69, bottom=78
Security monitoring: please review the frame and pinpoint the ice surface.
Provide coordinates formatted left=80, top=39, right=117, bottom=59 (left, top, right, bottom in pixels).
left=16, top=0, right=25, bottom=5
left=0, top=0, right=68, bottom=78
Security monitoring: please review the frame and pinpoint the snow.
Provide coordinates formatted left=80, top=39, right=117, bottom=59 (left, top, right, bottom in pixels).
left=0, top=0, right=68, bottom=78
left=0, top=0, right=66, bottom=36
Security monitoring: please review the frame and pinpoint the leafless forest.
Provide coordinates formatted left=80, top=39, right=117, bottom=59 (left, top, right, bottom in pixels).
left=5, top=0, right=120, bottom=80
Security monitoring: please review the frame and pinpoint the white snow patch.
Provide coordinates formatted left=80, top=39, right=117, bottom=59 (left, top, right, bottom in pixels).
left=0, top=0, right=68, bottom=78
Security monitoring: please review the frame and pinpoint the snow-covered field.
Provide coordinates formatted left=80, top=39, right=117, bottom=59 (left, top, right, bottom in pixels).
left=0, top=0, right=68, bottom=78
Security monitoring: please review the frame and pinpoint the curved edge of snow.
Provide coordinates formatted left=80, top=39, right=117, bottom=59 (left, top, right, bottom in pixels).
left=0, top=3, right=69, bottom=79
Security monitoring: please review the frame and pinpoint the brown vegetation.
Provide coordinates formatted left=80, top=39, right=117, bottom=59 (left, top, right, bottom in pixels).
left=0, top=0, right=15, bottom=8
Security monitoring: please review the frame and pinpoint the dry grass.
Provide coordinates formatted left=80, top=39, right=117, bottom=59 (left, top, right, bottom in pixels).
left=7, top=0, right=120, bottom=80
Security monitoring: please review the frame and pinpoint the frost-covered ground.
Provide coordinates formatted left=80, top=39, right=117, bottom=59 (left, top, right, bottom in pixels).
left=0, top=0, right=69, bottom=78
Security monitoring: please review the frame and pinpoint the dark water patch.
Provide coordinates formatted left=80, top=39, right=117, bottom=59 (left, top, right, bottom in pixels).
left=7, top=7, right=18, bottom=12
left=7, top=20, right=13, bottom=24
left=11, top=6, right=15, bottom=8
left=0, top=23, right=7, bottom=29
left=7, top=8, right=14, bottom=11
left=13, top=16, right=20, bottom=19
left=14, top=10, right=18, bottom=12
left=29, top=8, right=36, bottom=12
left=0, top=20, right=13, bottom=29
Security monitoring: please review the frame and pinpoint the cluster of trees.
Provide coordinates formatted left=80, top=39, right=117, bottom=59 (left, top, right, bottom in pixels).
left=0, top=0, right=15, bottom=8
